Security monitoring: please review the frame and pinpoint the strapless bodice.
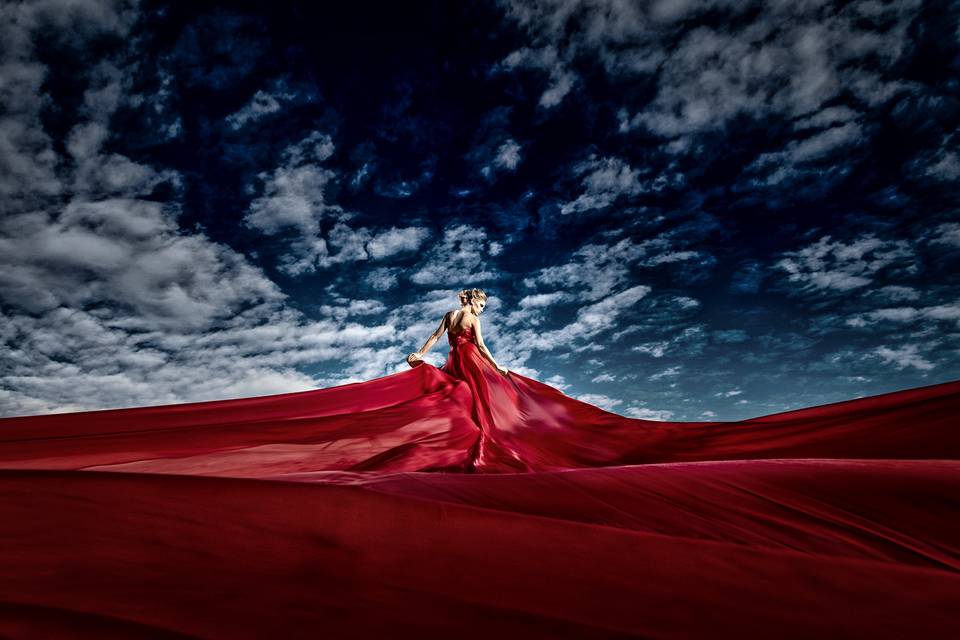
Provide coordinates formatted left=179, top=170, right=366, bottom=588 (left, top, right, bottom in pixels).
left=448, top=327, right=475, bottom=346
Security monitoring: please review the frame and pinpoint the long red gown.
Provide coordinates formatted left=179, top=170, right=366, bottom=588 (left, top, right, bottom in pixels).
left=0, top=326, right=958, bottom=638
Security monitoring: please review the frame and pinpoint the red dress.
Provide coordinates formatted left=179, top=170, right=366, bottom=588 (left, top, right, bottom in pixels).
left=0, top=332, right=959, bottom=637
left=438, top=325, right=529, bottom=472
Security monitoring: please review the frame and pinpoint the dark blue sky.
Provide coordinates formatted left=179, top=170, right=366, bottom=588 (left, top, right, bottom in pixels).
left=1, top=0, right=958, bottom=419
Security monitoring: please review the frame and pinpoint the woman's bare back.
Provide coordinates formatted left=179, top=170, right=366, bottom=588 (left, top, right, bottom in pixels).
left=447, top=309, right=477, bottom=335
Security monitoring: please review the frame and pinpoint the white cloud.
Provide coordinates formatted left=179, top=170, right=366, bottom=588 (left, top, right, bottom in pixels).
left=544, top=373, right=571, bottom=390
left=499, top=0, right=922, bottom=183
left=515, top=285, right=652, bottom=356
left=632, top=325, right=707, bottom=358
left=0, top=1, right=434, bottom=416
left=366, top=266, right=401, bottom=291
left=649, top=366, right=681, bottom=381
left=408, top=223, right=501, bottom=285
left=869, top=285, right=922, bottom=303
left=244, top=131, right=340, bottom=237
left=494, top=138, right=522, bottom=170
left=523, top=234, right=689, bottom=301
left=624, top=405, right=675, bottom=420
left=873, top=344, right=935, bottom=371
left=367, top=226, right=431, bottom=259
left=501, top=45, right=576, bottom=109
left=560, top=155, right=673, bottom=215
left=519, top=291, right=570, bottom=307
left=846, top=301, right=960, bottom=329
left=908, top=135, right=960, bottom=185
left=928, top=222, right=960, bottom=248
left=793, top=106, right=861, bottom=130
left=620, top=3, right=920, bottom=139
left=774, top=234, right=917, bottom=294
left=575, top=393, right=623, bottom=412
left=227, top=85, right=297, bottom=130
left=744, top=121, right=864, bottom=187
left=714, top=389, right=743, bottom=397
left=591, top=372, right=617, bottom=383
left=244, top=134, right=431, bottom=275
left=0, top=0, right=143, bottom=212
left=317, top=299, right=388, bottom=321
left=0, top=200, right=282, bottom=329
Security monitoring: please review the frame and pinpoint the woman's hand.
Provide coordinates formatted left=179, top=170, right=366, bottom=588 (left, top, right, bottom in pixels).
left=406, top=352, right=423, bottom=367
left=496, top=363, right=509, bottom=376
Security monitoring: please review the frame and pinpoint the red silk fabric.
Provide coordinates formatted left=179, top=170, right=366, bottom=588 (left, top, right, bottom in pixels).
left=0, top=328, right=958, bottom=637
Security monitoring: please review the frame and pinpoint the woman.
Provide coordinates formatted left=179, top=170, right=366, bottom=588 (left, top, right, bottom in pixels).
left=398, top=287, right=672, bottom=473
left=405, top=288, right=521, bottom=471
left=405, top=288, right=509, bottom=376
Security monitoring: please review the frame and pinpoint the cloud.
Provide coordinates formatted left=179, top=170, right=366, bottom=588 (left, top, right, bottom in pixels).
left=774, top=234, right=918, bottom=295
left=408, top=223, right=501, bottom=286
left=624, top=3, right=920, bottom=137
left=575, top=393, right=623, bottom=412
left=501, top=291, right=572, bottom=329
left=476, top=139, right=523, bottom=181
left=0, top=0, right=433, bottom=415
left=464, top=107, right=524, bottom=183
left=846, top=301, right=960, bottom=329
left=591, top=372, right=617, bottom=383
left=714, top=389, right=743, bottom=397
left=0, top=0, right=141, bottom=212
left=868, top=285, right=922, bottom=303
left=928, top=222, right=960, bottom=249
left=243, top=132, right=430, bottom=275
left=792, top=105, right=861, bottom=130
left=244, top=130, right=340, bottom=237
left=624, top=405, right=675, bottom=420
left=500, top=45, right=576, bottom=109
left=227, top=89, right=286, bottom=129
left=0, top=200, right=282, bottom=329
left=648, top=366, right=681, bottom=381
left=366, top=266, right=401, bottom=291
left=520, top=292, right=570, bottom=307
left=516, top=285, right=652, bottom=355
left=559, top=155, right=684, bottom=215
left=494, top=139, right=522, bottom=170
left=711, top=329, right=750, bottom=344
left=742, top=121, right=865, bottom=188
left=243, top=131, right=343, bottom=241
left=317, top=298, right=387, bottom=321
left=498, top=0, right=923, bottom=207
left=225, top=78, right=312, bottom=130
left=633, top=325, right=708, bottom=358
left=500, top=0, right=921, bottom=123
left=873, top=344, right=935, bottom=371
left=544, top=373, right=571, bottom=390
left=366, top=226, right=431, bottom=259
left=523, top=227, right=709, bottom=303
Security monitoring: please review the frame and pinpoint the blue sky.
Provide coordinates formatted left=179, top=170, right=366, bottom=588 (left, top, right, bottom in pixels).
left=1, top=0, right=958, bottom=420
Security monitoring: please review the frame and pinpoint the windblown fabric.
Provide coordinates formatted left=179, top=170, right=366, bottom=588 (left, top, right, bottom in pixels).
left=0, top=326, right=957, bottom=638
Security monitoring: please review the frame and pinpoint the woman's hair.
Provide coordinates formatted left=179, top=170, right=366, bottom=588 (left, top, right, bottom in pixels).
left=458, top=288, right=487, bottom=306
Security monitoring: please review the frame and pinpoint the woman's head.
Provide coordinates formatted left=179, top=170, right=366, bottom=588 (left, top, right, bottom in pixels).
left=458, top=288, right=487, bottom=314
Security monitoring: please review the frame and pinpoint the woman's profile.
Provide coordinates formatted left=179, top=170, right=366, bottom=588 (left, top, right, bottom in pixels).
left=406, top=288, right=509, bottom=377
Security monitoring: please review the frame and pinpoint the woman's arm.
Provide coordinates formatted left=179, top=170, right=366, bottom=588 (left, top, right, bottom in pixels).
left=409, top=312, right=450, bottom=362
left=474, top=321, right=508, bottom=375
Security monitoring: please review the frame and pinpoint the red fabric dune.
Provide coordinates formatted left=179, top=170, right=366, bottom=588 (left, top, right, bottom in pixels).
left=0, top=327, right=958, bottom=638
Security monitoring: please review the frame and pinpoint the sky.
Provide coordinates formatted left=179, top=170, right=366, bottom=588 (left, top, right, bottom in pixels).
left=1, top=0, right=958, bottom=420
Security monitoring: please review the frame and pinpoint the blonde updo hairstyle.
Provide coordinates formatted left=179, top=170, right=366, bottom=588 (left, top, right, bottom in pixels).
left=458, top=288, right=487, bottom=308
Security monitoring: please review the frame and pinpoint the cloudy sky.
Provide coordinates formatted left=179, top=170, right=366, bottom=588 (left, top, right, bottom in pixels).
left=1, top=0, right=958, bottom=420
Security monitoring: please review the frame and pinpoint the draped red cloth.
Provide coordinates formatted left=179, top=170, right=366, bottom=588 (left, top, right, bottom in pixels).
left=0, top=327, right=958, bottom=638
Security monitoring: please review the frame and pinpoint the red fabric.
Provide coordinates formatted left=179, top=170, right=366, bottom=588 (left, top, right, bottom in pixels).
left=0, top=328, right=958, bottom=637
